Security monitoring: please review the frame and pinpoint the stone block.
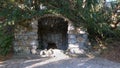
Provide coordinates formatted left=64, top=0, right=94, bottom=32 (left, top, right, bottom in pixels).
left=68, top=34, right=76, bottom=39
left=83, top=34, right=88, bottom=40
left=13, top=43, right=17, bottom=46
left=76, top=28, right=86, bottom=34
left=14, top=46, right=31, bottom=54
left=77, top=37, right=85, bottom=42
left=68, top=38, right=77, bottom=44
left=33, top=36, right=38, bottom=39
left=31, top=45, right=38, bottom=54
left=30, top=40, right=39, bottom=46
left=67, top=30, right=77, bottom=34
left=68, top=43, right=79, bottom=48
left=14, top=46, right=22, bottom=53
left=27, top=32, right=36, bottom=35
left=31, top=22, right=38, bottom=29
left=32, top=29, right=38, bottom=32
left=79, top=42, right=88, bottom=50
left=68, top=47, right=85, bottom=54
left=68, top=24, right=75, bottom=30
left=24, top=46, right=31, bottom=54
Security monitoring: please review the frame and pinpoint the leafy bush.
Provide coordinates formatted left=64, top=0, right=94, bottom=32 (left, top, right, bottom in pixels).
left=0, top=25, right=14, bottom=56
left=0, top=0, right=120, bottom=48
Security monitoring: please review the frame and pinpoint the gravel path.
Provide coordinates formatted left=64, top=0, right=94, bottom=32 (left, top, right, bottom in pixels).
left=0, top=57, right=120, bottom=68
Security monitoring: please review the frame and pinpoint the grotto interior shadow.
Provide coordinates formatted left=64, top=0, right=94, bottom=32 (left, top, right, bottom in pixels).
left=47, top=42, right=57, bottom=50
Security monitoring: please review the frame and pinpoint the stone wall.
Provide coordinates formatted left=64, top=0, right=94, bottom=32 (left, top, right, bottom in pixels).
left=14, top=19, right=38, bottom=55
left=67, top=23, right=88, bottom=54
left=14, top=16, right=89, bottom=55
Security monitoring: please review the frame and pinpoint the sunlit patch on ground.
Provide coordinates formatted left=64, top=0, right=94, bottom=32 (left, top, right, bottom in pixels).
left=0, top=49, right=120, bottom=68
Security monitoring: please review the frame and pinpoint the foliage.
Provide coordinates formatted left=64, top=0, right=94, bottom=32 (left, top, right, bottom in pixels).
left=0, top=0, right=120, bottom=55
left=0, top=25, right=13, bottom=56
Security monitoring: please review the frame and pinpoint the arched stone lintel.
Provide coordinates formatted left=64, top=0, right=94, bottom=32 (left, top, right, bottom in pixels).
left=37, top=14, right=72, bottom=23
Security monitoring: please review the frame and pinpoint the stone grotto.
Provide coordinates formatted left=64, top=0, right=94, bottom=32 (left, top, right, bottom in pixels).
left=14, top=14, right=89, bottom=55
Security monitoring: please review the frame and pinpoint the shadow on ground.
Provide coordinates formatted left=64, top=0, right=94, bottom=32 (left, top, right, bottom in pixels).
left=0, top=57, right=120, bottom=68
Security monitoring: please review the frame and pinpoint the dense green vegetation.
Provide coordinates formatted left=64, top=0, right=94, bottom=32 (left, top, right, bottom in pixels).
left=0, top=0, right=120, bottom=55
left=0, top=25, right=13, bottom=56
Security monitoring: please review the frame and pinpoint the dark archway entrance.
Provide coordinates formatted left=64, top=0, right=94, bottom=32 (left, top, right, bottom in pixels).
left=38, top=16, right=68, bottom=50
left=47, top=42, right=57, bottom=49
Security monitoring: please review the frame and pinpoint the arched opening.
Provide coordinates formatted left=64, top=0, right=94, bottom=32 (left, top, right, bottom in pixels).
left=38, top=16, right=68, bottom=50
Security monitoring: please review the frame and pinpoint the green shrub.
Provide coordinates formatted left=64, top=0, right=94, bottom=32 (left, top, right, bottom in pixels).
left=0, top=26, right=14, bottom=56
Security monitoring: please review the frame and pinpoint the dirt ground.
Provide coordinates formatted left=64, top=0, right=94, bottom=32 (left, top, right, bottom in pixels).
left=0, top=57, right=120, bottom=68
left=101, top=41, right=120, bottom=63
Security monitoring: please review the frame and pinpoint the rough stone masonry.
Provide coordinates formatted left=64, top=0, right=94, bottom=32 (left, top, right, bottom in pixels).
left=14, top=15, right=89, bottom=56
